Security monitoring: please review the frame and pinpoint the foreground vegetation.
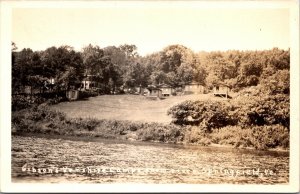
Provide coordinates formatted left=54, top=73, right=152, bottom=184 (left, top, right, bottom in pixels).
left=168, top=93, right=289, bottom=150
left=12, top=95, right=289, bottom=151
left=12, top=105, right=184, bottom=143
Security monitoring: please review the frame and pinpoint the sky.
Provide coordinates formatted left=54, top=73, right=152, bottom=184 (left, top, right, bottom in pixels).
left=12, top=7, right=290, bottom=56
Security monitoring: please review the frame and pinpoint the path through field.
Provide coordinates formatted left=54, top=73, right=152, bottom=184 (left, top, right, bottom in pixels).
left=51, top=94, right=213, bottom=123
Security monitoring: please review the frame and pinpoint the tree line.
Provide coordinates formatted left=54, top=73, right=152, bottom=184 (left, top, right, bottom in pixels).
left=12, top=42, right=289, bottom=95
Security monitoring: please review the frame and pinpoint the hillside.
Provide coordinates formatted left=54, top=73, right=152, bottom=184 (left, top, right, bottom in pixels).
left=50, top=94, right=218, bottom=123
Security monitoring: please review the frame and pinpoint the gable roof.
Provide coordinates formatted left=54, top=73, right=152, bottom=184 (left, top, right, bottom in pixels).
left=147, top=85, right=162, bottom=91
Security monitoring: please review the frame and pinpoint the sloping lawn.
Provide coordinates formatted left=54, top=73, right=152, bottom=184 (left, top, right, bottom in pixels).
left=50, top=94, right=213, bottom=123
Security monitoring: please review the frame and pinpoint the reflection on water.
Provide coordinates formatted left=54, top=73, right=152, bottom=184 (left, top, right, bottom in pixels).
left=12, top=135, right=289, bottom=184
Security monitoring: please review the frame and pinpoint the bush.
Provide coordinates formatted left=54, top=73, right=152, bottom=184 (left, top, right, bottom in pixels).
left=71, top=117, right=99, bottom=131
left=136, top=123, right=183, bottom=143
left=249, top=125, right=289, bottom=150
left=210, top=125, right=289, bottom=150
left=168, top=93, right=289, bottom=130
left=12, top=95, right=32, bottom=111
left=167, top=100, right=237, bottom=131
left=183, top=126, right=211, bottom=145
left=12, top=92, right=67, bottom=111
left=167, top=94, right=290, bottom=150
left=232, top=94, right=289, bottom=128
left=211, top=126, right=253, bottom=147
left=12, top=105, right=67, bottom=133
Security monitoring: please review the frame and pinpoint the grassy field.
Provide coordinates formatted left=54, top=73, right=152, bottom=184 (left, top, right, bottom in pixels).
left=50, top=94, right=217, bottom=123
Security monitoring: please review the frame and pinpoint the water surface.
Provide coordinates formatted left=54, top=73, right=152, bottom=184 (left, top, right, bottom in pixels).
left=12, top=135, right=289, bottom=184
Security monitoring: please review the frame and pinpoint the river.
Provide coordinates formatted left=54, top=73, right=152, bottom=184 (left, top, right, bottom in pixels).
left=11, top=135, right=289, bottom=184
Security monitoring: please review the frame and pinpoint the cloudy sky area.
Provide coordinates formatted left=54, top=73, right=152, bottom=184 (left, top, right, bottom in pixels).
left=12, top=7, right=289, bottom=56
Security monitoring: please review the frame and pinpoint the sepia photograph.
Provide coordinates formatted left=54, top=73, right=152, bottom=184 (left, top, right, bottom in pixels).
left=0, top=0, right=299, bottom=193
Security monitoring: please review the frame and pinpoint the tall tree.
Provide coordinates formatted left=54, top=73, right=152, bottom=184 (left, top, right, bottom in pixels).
left=119, top=44, right=138, bottom=58
left=13, top=48, right=34, bottom=90
left=156, top=44, right=200, bottom=86
left=82, top=44, right=122, bottom=93
left=41, top=46, right=84, bottom=90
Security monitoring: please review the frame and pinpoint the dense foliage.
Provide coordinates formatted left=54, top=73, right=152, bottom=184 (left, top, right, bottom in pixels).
left=12, top=42, right=289, bottom=96
left=167, top=85, right=290, bottom=149
left=210, top=125, right=289, bottom=150
left=168, top=94, right=289, bottom=129
left=167, top=100, right=235, bottom=130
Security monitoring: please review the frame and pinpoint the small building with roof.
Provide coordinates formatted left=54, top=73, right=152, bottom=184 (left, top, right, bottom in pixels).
left=184, top=81, right=205, bottom=94
left=213, top=83, right=230, bottom=98
left=146, top=85, right=162, bottom=99
left=158, top=83, right=174, bottom=97
left=81, top=75, right=99, bottom=90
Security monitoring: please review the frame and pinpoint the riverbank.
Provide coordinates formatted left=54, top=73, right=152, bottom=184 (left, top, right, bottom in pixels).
left=12, top=105, right=289, bottom=151
left=12, top=132, right=289, bottom=153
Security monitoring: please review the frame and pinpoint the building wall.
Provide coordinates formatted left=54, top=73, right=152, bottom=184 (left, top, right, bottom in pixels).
left=161, top=88, right=173, bottom=96
left=82, top=80, right=96, bottom=90
left=149, top=90, right=162, bottom=98
left=213, top=86, right=229, bottom=94
left=66, top=90, right=79, bottom=100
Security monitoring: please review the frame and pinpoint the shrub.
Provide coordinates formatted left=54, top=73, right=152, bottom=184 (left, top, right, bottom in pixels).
left=211, top=126, right=253, bottom=148
left=231, top=94, right=289, bottom=128
left=168, top=93, right=290, bottom=130
left=249, top=125, right=289, bottom=150
left=183, top=126, right=211, bottom=145
left=12, top=105, right=67, bottom=133
left=167, top=100, right=237, bottom=131
left=71, top=117, right=99, bottom=131
left=136, top=124, right=183, bottom=143
left=210, top=125, right=289, bottom=150
left=167, top=96, right=290, bottom=150
left=12, top=92, right=67, bottom=111
left=12, top=95, right=49, bottom=111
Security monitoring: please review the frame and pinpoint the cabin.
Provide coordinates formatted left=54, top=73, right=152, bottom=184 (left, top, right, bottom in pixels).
left=66, top=89, right=80, bottom=101
left=81, top=75, right=99, bottom=90
left=184, top=82, right=205, bottom=94
left=81, top=80, right=93, bottom=90
left=213, top=83, right=230, bottom=98
left=146, top=85, right=162, bottom=99
left=158, top=84, right=174, bottom=97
